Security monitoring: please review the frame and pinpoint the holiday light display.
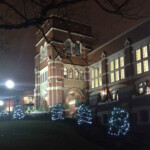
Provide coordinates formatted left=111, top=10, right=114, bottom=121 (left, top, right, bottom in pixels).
left=77, top=104, right=93, bottom=125
left=50, top=104, right=65, bottom=121
left=0, top=110, right=9, bottom=120
left=108, top=107, right=130, bottom=136
left=12, top=105, right=25, bottom=120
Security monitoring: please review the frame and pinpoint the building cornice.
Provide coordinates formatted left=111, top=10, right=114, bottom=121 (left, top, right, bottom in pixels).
left=36, top=27, right=93, bottom=47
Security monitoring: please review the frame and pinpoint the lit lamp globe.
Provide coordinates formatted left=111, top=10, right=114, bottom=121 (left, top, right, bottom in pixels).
left=5, top=80, right=15, bottom=89
left=0, top=101, right=4, bottom=106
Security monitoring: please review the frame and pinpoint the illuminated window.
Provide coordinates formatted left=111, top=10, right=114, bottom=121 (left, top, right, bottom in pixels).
left=95, top=79, right=98, bottom=88
left=95, top=69, right=98, bottom=77
left=146, top=86, right=150, bottom=95
left=115, top=71, right=119, bottom=81
left=91, top=70, right=94, bottom=78
left=99, top=77, right=102, bottom=86
left=135, top=46, right=149, bottom=75
left=111, top=89, right=119, bottom=100
left=75, top=69, right=79, bottom=79
left=138, top=82, right=146, bottom=94
left=120, top=69, right=125, bottom=79
left=143, top=60, right=149, bottom=72
left=111, top=73, right=114, bottom=83
left=99, top=67, right=102, bottom=75
left=91, top=66, right=102, bottom=88
left=137, top=62, right=142, bottom=74
left=64, top=67, right=68, bottom=78
left=142, top=46, right=148, bottom=58
left=69, top=68, right=73, bottom=79
left=40, top=46, right=44, bottom=61
left=138, top=81, right=150, bottom=95
left=110, top=57, right=125, bottom=83
left=115, top=59, right=119, bottom=69
left=136, top=49, right=141, bottom=61
left=44, top=42, right=48, bottom=57
left=80, top=70, right=84, bottom=80
left=92, top=80, right=94, bottom=88
left=120, top=57, right=124, bottom=67
left=110, top=61, right=114, bottom=71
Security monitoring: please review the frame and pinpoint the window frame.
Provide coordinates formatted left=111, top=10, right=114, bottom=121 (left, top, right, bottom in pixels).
left=109, top=56, right=125, bottom=83
left=135, top=45, right=149, bottom=75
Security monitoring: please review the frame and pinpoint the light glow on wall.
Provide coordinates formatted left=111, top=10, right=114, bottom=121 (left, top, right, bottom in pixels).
left=6, top=107, right=13, bottom=112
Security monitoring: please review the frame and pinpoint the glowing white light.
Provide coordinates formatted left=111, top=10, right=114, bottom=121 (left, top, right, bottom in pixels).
left=0, top=101, right=4, bottom=106
left=5, top=80, right=15, bottom=89
left=69, top=100, right=75, bottom=105
left=101, top=90, right=107, bottom=96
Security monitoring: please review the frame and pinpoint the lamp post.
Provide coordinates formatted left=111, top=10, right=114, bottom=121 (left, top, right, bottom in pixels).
left=5, top=80, right=14, bottom=116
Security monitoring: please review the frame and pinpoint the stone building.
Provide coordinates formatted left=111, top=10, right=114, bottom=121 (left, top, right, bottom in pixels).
left=34, top=14, right=150, bottom=124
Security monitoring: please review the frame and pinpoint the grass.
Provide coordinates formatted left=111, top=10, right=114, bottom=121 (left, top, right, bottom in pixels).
left=0, top=120, right=105, bottom=150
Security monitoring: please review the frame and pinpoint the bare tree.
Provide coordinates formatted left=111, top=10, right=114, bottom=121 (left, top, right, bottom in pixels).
left=0, top=0, right=148, bottom=30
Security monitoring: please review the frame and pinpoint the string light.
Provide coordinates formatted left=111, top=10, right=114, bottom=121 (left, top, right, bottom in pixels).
left=50, top=104, right=65, bottom=121
left=0, top=110, right=9, bottom=120
left=12, top=105, right=25, bottom=120
left=77, top=104, right=93, bottom=125
left=108, top=107, right=130, bottom=136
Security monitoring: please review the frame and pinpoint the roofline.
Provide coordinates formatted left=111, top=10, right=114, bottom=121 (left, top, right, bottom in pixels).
left=36, top=14, right=91, bottom=35
left=35, top=27, right=93, bottom=47
left=89, top=17, right=150, bottom=55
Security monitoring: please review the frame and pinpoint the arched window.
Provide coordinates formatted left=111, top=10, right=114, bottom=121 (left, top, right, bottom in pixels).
left=64, top=67, right=68, bottom=78
left=69, top=68, right=73, bottom=79
left=44, top=42, right=48, bottom=57
left=66, top=41, right=71, bottom=55
left=111, top=89, right=119, bottom=101
left=75, top=42, right=80, bottom=56
left=75, top=69, right=79, bottom=79
left=80, top=70, right=84, bottom=80
left=40, top=46, right=44, bottom=60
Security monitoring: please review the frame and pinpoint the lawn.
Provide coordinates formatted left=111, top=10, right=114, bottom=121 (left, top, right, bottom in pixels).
left=0, top=120, right=105, bottom=150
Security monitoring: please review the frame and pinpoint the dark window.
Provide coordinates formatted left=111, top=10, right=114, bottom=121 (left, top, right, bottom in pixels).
left=75, top=43, right=80, bottom=56
left=66, top=41, right=71, bottom=55
left=103, top=114, right=108, bottom=124
left=130, top=113, right=138, bottom=125
left=140, top=110, right=148, bottom=122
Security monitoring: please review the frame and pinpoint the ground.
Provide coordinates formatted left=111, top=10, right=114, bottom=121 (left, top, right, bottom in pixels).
left=0, top=120, right=104, bottom=150
left=0, top=120, right=150, bottom=150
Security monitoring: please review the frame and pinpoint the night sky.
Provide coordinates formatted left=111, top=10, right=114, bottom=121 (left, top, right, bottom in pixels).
left=0, top=0, right=150, bottom=91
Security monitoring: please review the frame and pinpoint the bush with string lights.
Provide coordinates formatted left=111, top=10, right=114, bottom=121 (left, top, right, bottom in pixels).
left=76, top=103, right=93, bottom=125
left=12, top=105, right=25, bottom=120
left=50, top=103, right=65, bottom=121
left=108, top=107, right=130, bottom=136
left=0, top=110, right=9, bottom=120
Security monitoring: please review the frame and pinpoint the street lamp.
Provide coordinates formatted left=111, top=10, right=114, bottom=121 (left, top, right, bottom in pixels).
left=5, top=80, right=15, bottom=116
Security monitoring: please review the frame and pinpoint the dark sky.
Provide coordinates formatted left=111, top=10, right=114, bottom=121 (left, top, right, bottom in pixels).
left=0, top=27, right=36, bottom=91
left=0, top=0, right=150, bottom=91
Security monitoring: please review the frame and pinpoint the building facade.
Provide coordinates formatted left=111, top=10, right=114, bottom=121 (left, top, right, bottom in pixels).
left=34, top=15, right=150, bottom=124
